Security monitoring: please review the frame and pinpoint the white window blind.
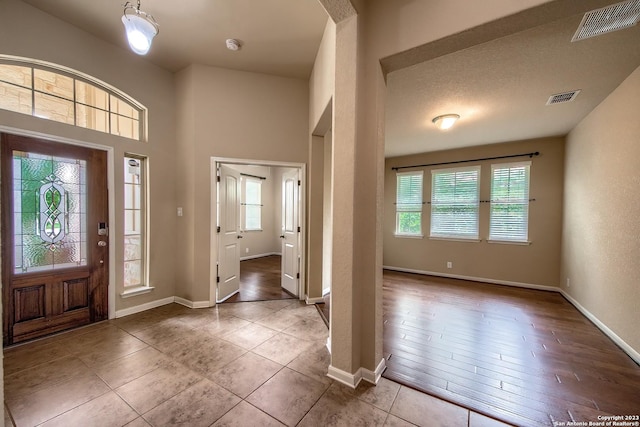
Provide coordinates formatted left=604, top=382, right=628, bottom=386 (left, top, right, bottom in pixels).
left=243, top=178, right=262, bottom=230
left=489, top=162, right=531, bottom=242
left=430, top=166, right=480, bottom=239
left=395, top=171, right=423, bottom=236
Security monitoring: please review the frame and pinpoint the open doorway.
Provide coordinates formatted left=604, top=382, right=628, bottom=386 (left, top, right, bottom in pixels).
left=215, top=160, right=304, bottom=303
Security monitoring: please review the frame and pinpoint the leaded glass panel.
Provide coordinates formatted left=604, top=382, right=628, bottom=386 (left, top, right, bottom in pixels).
left=13, top=151, right=87, bottom=274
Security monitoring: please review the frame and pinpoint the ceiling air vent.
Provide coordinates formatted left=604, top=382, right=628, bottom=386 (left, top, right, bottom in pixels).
left=546, top=90, right=581, bottom=105
left=572, top=0, right=640, bottom=42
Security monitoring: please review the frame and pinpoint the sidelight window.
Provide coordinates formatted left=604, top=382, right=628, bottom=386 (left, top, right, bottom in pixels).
left=124, top=155, right=147, bottom=288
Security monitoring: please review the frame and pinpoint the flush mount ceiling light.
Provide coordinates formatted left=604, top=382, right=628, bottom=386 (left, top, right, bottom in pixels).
left=432, top=114, right=460, bottom=130
left=122, top=0, right=159, bottom=55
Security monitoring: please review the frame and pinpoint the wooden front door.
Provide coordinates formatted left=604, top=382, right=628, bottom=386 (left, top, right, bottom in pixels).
left=2, top=133, right=109, bottom=346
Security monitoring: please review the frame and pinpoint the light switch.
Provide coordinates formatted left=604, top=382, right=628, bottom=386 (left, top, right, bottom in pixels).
left=177, top=207, right=183, bottom=217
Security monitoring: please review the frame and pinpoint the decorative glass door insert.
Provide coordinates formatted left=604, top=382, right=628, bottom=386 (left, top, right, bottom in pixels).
left=13, top=151, right=87, bottom=274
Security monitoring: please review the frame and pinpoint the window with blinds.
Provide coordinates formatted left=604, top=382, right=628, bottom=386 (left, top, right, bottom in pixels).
left=243, top=178, right=262, bottom=231
left=395, top=171, right=423, bottom=236
left=489, top=162, right=531, bottom=242
left=430, top=166, right=480, bottom=239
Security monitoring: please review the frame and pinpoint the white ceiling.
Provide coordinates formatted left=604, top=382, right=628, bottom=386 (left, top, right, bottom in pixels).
left=21, top=0, right=329, bottom=79
left=19, top=1, right=640, bottom=158
left=385, top=7, right=640, bottom=157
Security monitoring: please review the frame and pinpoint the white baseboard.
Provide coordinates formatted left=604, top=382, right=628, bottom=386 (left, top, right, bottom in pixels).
left=384, top=265, right=640, bottom=366
left=240, top=252, right=281, bottom=261
left=305, top=296, right=325, bottom=304
left=560, top=290, right=640, bottom=365
left=115, top=296, right=174, bottom=318
left=174, top=297, right=210, bottom=309
left=362, top=358, right=386, bottom=385
left=383, top=265, right=558, bottom=292
left=327, top=358, right=387, bottom=389
left=327, top=365, right=362, bottom=388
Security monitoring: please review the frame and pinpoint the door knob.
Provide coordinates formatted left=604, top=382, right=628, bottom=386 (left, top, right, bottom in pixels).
left=280, top=235, right=285, bottom=239
left=98, top=241, right=107, bottom=247
left=237, top=235, right=243, bottom=239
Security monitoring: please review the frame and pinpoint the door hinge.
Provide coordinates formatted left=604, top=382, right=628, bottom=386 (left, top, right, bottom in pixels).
left=298, top=180, right=301, bottom=186
left=296, top=272, right=300, bottom=279
left=297, top=226, right=301, bottom=232
left=217, top=175, right=220, bottom=182
left=217, top=226, right=221, bottom=233
left=217, top=276, right=220, bottom=283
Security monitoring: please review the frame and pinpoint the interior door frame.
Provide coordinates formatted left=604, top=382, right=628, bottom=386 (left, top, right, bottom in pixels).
left=210, top=157, right=306, bottom=306
left=0, top=125, right=117, bottom=321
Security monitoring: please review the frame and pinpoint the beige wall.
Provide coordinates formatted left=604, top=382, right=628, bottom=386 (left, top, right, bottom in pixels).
left=562, top=65, right=640, bottom=354
left=0, top=0, right=178, bottom=312
left=384, top=137, right=564, bottom=288
left=174, top=64, right=309, bottom=303
left=311, top=0, right=566, bottom=382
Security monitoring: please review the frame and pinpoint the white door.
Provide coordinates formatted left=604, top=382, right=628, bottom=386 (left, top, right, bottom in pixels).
left=217, top=165, right=242, bottom=302
left=281, top=169, right=300, bottom=296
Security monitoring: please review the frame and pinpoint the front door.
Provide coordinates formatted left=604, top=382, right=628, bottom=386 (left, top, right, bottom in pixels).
left=2, top=133, right=109, bottom=345
left=217, top=165, right=241, bottom=302
left=281, top=169, right=299, bottom=296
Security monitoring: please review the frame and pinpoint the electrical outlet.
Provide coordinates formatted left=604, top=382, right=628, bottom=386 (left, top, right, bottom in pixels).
left=566, top=278, right=570, bottom=287
left=447, top=261, right=452, bottom=269
left=245, top=248, right=249, bottom=253
left=177, top=207, right=183, bottom=217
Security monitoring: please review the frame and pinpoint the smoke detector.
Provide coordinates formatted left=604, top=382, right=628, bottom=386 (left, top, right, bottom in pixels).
left=572, top=0, right=640, bottom=42
left=226, top=39, right=242, bottom=51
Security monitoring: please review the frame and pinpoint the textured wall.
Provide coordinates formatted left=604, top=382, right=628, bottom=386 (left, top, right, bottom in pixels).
left=384, top=137, right=565, bottom=287
left=562, top=66, right=640, bottom=354
left=174, top=64, right=309, bottom=303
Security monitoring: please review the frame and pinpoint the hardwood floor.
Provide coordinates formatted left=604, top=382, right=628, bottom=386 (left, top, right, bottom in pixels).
left=382, top=270, right=640, bottom=427
left=224, top=255, right=295, bottom=303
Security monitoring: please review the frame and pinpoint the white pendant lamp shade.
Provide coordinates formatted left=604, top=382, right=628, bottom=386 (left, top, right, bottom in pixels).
left=122, top=1, right=159, bottom=56
left=122, top=13, right=157, bottom=55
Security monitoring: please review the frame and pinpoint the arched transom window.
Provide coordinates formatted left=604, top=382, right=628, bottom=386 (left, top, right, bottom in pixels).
left=0, top=56, right=146, bottom=141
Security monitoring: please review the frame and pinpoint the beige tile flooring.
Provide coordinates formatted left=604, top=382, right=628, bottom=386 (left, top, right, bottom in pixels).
left=4, top=300, right=513, bottom=427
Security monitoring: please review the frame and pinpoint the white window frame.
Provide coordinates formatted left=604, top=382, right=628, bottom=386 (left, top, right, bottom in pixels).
left=0, top=55, right=146, bottom=141
left=395, top=171, right=424, bottom=238
left=430, top=166, right=480, bottom=241
left=242, top=177, right=263, bottom=231
left=489, top=161, right=531, bottom=244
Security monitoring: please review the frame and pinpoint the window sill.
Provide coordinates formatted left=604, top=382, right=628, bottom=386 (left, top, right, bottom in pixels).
left=429, top=236, right=481, bottom=243
left=487, top=239, right=531, bottom=246
left=394, top=233, right=424, bottom=239
left=120, top=286, right=155, bottom=298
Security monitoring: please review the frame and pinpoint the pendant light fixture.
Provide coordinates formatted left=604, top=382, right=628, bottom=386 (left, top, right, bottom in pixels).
left=122, top=0, right=159, bottom=55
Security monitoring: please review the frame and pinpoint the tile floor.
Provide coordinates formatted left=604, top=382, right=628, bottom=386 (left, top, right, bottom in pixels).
left=4, top=300, right=513, bottom=427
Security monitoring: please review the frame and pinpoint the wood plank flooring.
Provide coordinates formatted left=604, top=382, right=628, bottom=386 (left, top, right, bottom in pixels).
left=382, top=270, right=640, bottom=427
left=224, top=255, right=294, bottom=303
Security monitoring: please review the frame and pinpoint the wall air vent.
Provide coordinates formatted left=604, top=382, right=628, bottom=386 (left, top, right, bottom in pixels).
left=572, top=0, right=640, bottom=42
left=546, top=90, right=581, bottom=105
